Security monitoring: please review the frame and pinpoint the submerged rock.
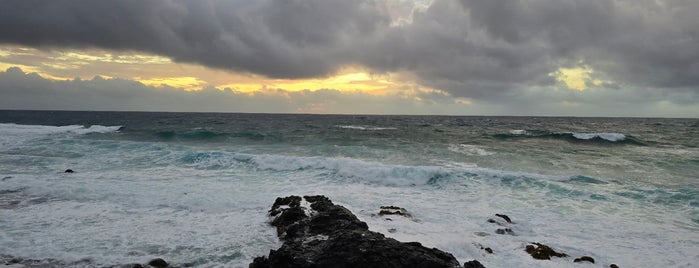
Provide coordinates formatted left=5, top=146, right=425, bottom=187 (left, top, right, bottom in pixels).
left=474, top=243, right=493, bottom=254
left=574, top=256, right=595, bottom=263
left=525, top=243, right=568, bottom=260
left=495, top=228, right=514, bottom=235
left=494, top=214, right=512, bottom=223
left=251, top=195, right=463, bottom=268
left=64, top=169, right=74, bottom=173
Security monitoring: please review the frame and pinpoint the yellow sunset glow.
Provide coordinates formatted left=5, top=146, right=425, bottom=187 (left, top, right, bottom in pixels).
left=138, top=76, right=207, bottom=90
left=0, top=45, right=440, bottom=99
left=554, top=67, right=592, bottom=91
left=220, top=70, right=396, bottom=95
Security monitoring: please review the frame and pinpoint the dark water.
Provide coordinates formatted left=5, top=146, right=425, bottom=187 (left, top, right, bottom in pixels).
left=0, top=110, right=697, bottom=267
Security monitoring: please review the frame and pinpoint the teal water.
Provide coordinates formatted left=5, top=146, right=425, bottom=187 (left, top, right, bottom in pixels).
left=0, top=111, right=697, bottom=267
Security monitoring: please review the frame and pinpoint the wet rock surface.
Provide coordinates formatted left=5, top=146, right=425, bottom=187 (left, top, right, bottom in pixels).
left=147, top=258, right=169, bottom=268
left=378, top=205, right=412, bottom=218
left=463, top=260, right=485, bottom=268
left=574, top=256, right=595, bottom=263
left=525, top=242, right=569, bottom=260
left=250, top=195, right=464, bottom=268
left=494, top=214, right=512, bottom=223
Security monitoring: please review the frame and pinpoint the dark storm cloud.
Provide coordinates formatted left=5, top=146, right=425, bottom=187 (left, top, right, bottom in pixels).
left=454, top=0, right=699, bottom=91
left=0, top=0, right=389, bottom=78
left=1, top=0, right=698, bottom=100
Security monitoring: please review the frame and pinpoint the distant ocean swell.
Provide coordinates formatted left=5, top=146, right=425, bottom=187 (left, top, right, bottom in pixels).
left=494, top=129, right=646, bottom=145
left=1, top=115, right=698, bottom=267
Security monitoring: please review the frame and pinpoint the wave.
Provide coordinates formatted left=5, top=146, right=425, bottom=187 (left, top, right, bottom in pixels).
left=153, top=130, right=267, bottom=141
left=0, top=123, right=122, bottom=135
left=447, top=144, right=494, bottom=156
left=335, top=125, right=397, bottom=131
left=178, top=151, right=608, bottom=189
left=495, top=130, right=645, bottom=145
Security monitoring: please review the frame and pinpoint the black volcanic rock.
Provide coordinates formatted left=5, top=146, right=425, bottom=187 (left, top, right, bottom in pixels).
left=251, top=195, right=463, bottom=268
left=463, top=260, right=486, bottom=268
left=147, top=258, right=168, bottom=268
left=379, top=205, right=412, bottom=218
left=525, top=243, right=568, bottom=260
left=573, top=256, right=595, bottom=263
left=494, top=214, right=511, bottom=223
left=495, top=228, right=514, bottom=235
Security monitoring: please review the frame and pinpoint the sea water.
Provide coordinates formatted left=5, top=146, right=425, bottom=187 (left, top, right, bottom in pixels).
left=0, top=111, right=697, bottom=267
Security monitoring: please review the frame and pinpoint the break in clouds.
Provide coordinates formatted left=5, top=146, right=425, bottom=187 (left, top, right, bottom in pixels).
left=0, top=0, right=698, bottom=112
left=1, top=66, right=695, bottom=117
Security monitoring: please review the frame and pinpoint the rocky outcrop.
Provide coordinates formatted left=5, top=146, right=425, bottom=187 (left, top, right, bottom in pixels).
left=378, top=206, right=412, bottom=218
left=250, top=195, right=465, bottom=268
left=525, top=243, right=569, bottom=260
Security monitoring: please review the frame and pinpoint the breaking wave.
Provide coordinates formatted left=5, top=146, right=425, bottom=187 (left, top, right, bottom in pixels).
left=494, top=130, right=645, bottom=145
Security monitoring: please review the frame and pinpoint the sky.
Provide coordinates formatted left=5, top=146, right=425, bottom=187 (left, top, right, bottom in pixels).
left=0, top=0, right=698, bottom=117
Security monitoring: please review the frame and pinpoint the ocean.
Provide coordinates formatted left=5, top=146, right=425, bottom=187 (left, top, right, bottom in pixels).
left=0, top=110, right=697, bottom=267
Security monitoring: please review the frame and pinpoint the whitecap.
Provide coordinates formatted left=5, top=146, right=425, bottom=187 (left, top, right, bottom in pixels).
left=448, top=144, right=494, bottom=156
left=335, top=125, right=397, bottom=131
left=509, top=129, right=528, bottom=135
left=572, top=132, right=626, bottom=142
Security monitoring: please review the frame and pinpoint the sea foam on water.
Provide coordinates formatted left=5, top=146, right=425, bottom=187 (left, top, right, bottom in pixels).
left=0, top=112, right=697, bottom=267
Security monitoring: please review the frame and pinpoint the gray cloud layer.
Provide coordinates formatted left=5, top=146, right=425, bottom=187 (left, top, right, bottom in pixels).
left=0, top=67, right=473, bottom=114
left=2, top=67, right=696, bottom=117
left=1, top=0, right=698, bottom=104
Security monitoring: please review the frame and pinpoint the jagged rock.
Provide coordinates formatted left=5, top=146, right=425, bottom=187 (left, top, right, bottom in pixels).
left=147, top=258, right=168, bottom=268
left=525, top=243, right=568, bottom=260
left=379, top=205, right=412, bottom=217
left=251, top=195, right=463, bottom=268
left=574, top=256, right=595, bottom=263
left=464, top=260, right=486, bottom=268
left=495, top=214, right=512, bottom=223
left=64, top=169, right=74, bottom=173
left=269, top=196, right=302, bottom=216
left=249, top=257, right=270, bottom=268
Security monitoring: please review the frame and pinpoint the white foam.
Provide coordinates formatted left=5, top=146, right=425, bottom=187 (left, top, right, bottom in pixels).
left=448, top=144, right=495, bottom=156
left=0, top=123, right=121, bottom=136
left=251, top=154, right=450, bottom=186
left=0, top=123, right=121, bottom=150
left=335, top=125, right=397, bottom=131
left=1, top=124, right=696, bottom=268
left=509, top=129, right=528, bottom=135
left=572, top=132, right=626, bottom=142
